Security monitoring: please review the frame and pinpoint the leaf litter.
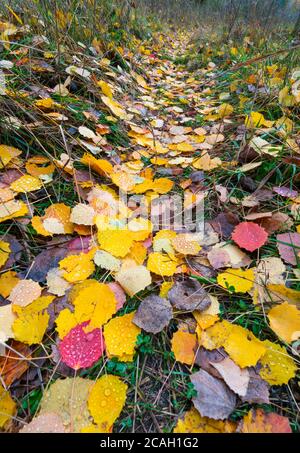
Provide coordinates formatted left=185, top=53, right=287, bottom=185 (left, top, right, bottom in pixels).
left=0, top=4, right=299, bottom=434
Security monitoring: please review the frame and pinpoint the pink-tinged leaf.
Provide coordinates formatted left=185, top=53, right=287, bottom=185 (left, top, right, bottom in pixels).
left=108, top=282, right=126, bottom=310
left=277, top=232, right=300, bottom=265
left=59, top=321, right=105, bottom=370
left=67, top=236, right=91, bottom=252
left=273, top=186, right=298, bottom=198
left=232, top=222, right=268, bottom=252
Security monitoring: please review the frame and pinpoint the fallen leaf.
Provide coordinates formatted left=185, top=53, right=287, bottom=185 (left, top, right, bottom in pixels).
left=237, top=409, right=291, bottom=433
left=115, top=265, right=151, bottom=296
left=232, top=222, right=268, bottom=252
left=40, top=377, right=93, bottom=432
left=20, top=413, right=66, bottom=433
left=168, top=279, right=211, bottom=311
left=0, top=383, right=16, bottom=428
left=104, top=312, right=140, bottom=362
left=59, top=321, right=105, bottom=369
left=88, top=375, right=127, bottom=429
left=171, top=330, right=197, bottom=365
left=276, top=232, right=300, bottom=265
left=133, top=295, right=172, bottom=334
left=174, top=407, right=236, bottom=433
left=211, top=357, right=250, bottom=397
left=191, top=369, right=237, bottom=420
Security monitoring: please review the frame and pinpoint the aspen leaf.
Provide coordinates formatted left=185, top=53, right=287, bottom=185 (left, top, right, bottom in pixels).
left=104, top=312, right=140, bottom=362
left=171, top=331, right=197, bottom=365
left=88, top=375, right=127, bottom=428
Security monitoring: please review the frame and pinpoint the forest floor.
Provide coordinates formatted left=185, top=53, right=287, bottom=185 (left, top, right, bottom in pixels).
left=0, top=19, right=299, bottom=433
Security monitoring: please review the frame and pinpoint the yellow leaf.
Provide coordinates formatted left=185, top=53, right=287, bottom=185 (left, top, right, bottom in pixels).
left=10, top=174, right=42, bottom=193
left=101, top=95, right=128, bottom=120
left=13, top=309, right=49, bottom=345
left=0, top=271, right=19, bottom=298
left=59, top=252, right=95, bottom=282
left=200, top=320, right=266, bottom=368
left=0, top=240, right=10, bottom=267
left=88, top=375, right=127, bottom=427
left=97, top=229, right=135, bottom=258
left=97, top=80, right=113, bottom=98
left=217, top=103, right=233, bottom=118
left=259, top=340, right=297, bottom=385
left=104, top=312, right=141, bottom=362
left=0, top=304, right=16, bottom=342
left=268, top=302, right=300, bottom=343
left=217, top=268, right=254, bottom=293
left=147, top=252, right=178, bottom=276
left=81, top=153, right=113, bottom=176
left=0, top=384, right=16, bottom=428
left=193, top=295, right=220, bottom=329
left=71, top=280, right=117, bottom=330
left=55, top=308, right=77, bottom=339
left=171, top=234, right=201, bottom=255
left=245, top=111, right=274, bottom=128
left=0, top=145, right=22, bottom=169
left=174, top=407, right=236, bottom=433
left=25, top=156, right=55, bottom=177
left=0, top=200, right=28, bottom=222
left=35, top=98, right=55, bottom=109
left=159, top=281, right=174, bottom=298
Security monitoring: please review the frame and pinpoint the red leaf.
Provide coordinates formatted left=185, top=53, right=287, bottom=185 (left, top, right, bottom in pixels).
left=232, top=222, right=268, bottom=252
left=59, top=322, right=105, bottom=370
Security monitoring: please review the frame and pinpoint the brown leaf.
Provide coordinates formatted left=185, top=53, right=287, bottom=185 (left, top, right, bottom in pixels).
left=241, top=367, right=270, bottom=404
left=259, top=212, right=293, bottom=234
left=133, top=295, right=172, bottom=334
left=191, top=369, right=237, bottom=420
left=210, top=212, right=239, bottom=239
left=194, top=347, right=226, bottom=378
left=0, top=341, right=31, bottom=386
left=168, top=279, right=211, bottom=311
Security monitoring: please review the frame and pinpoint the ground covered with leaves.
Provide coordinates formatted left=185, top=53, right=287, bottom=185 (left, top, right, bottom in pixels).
left=0, top=10, right=300, bottom=434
